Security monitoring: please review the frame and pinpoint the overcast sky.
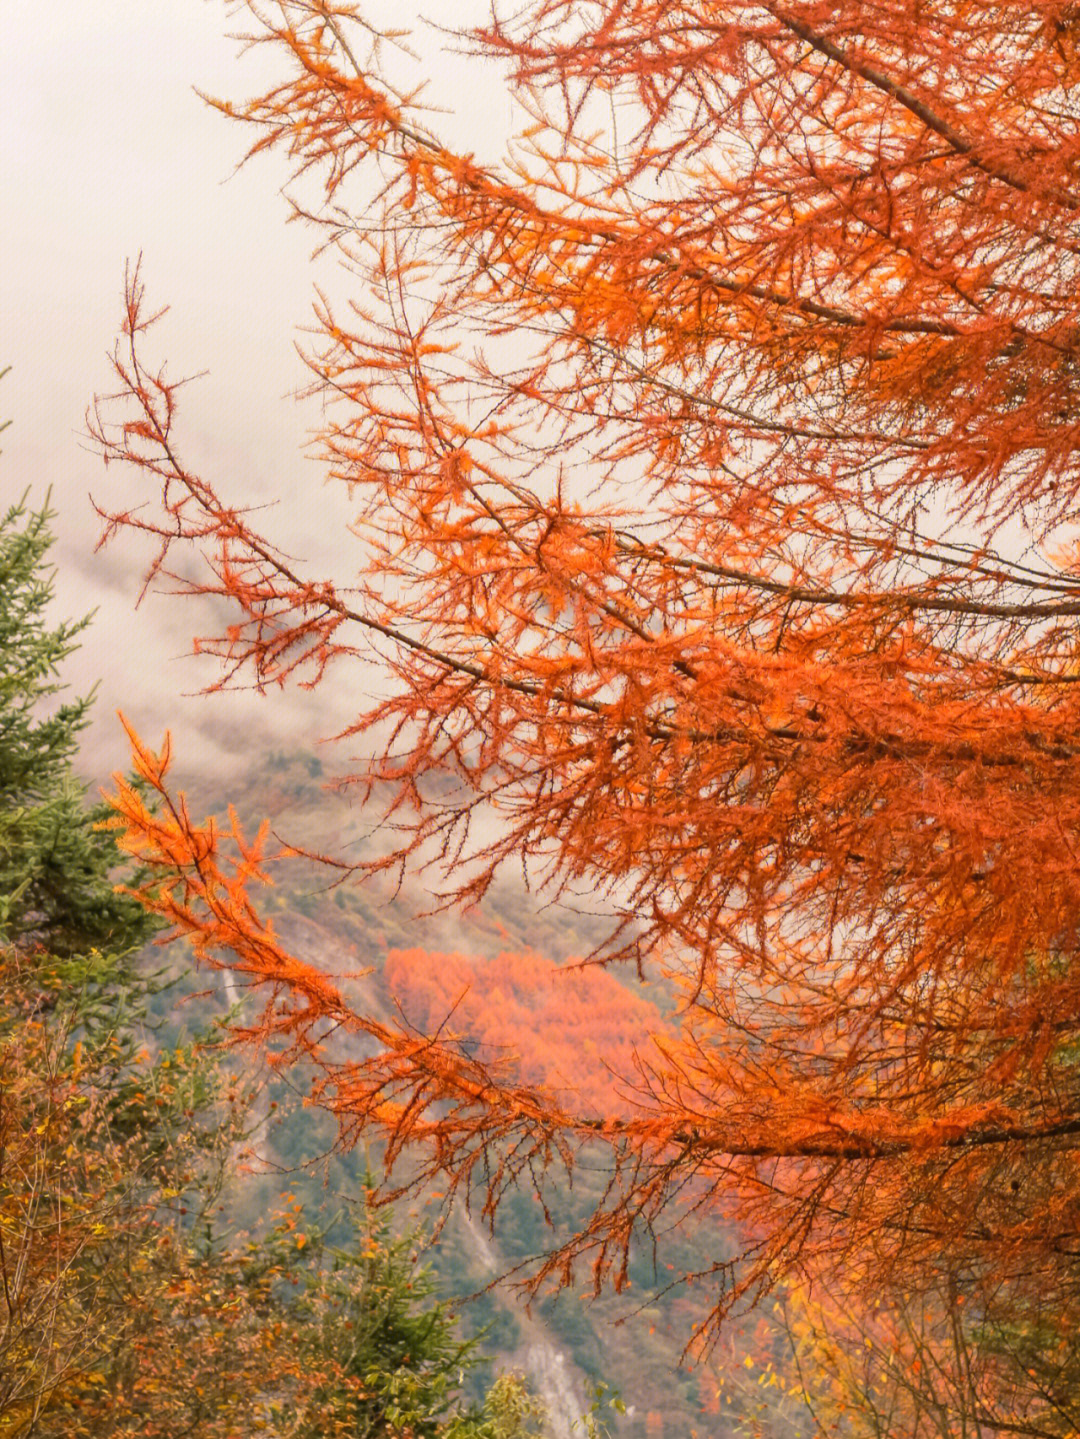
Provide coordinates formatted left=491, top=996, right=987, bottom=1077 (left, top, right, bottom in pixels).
left=2, top=1, right=514, bottom=788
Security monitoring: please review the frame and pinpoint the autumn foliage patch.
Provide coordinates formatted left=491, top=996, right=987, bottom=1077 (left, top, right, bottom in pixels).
left=385, top=948, right=667, bottom=1116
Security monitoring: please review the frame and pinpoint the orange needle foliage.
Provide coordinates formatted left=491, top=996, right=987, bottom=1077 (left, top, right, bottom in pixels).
left=92, top=0, right=1080, bottom=1351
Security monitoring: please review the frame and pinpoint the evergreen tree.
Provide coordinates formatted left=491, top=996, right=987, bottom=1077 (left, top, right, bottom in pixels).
left=0, top=490, right=154, bottom=961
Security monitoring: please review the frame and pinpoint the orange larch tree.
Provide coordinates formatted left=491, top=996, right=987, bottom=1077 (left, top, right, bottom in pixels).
left=92, top=0, right=1080, bottom=1365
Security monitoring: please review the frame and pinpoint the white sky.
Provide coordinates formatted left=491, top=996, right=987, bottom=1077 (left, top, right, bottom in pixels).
left=2, top=1, right=514, bottom=787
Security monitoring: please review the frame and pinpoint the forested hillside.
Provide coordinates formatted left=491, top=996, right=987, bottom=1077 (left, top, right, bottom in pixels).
left=167, top=748, right=815, bottom=1439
